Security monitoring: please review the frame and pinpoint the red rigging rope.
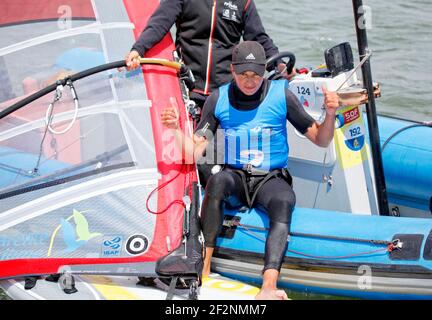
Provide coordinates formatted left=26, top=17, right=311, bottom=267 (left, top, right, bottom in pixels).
left=145, top=169, right=186, bottom=215
left=145, top=99, right=194, bottom=215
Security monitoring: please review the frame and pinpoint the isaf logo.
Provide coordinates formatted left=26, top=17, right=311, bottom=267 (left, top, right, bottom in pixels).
left=101, top=236, right=123, bottom=257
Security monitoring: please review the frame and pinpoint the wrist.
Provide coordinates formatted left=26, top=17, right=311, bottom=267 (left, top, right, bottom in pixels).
left=325, top=110, right=337, bottom=118
left=130, top=47, right=144, bottom=57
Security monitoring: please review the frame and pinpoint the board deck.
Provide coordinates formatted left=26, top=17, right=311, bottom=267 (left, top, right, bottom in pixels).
left=0, top=273, right=260, bottom=300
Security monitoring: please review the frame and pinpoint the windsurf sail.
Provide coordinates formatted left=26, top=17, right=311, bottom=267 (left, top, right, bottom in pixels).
left=0, top=0, right=197, bottom=279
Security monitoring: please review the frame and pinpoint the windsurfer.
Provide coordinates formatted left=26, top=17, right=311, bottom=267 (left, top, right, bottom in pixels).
left=161, top=41, right=340, bottom=300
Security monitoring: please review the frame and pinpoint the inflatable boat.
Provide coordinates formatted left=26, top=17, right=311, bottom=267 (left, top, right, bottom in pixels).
left=211, top=41, right=432, bottom=300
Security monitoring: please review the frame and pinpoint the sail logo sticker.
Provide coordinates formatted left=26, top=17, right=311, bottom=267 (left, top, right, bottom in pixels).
left=336, top=107, right=360, bottom=128
left=343, top=123, right=365, bottom=151
left=125, top=234, right=149, bottom=256
left=47, top=209, right=102, bottom=256
left=101, top=236, right=123, bottom=257
left=1, top=233, right=49, bottom=260
left=334, top=105, right=369, bottom=169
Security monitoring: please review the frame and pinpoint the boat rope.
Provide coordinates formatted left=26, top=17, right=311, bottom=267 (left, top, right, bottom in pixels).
left=45, top=79, right=79, bottom=135
left=144, top=58, right=202, bottom=216
left=145, top=107, right=189, bottom=215
left=146, top=169, right=186, bottom=214
left=286, top=246, right=391, bottom=260
left=382, top=121, right=432, bottom=151
left=32, top=85, right=61, bottom=175
left=32, top=79, right=79, bottom=175
left=289, top=231, right=393, bottom=246
left=145, top=78, right=197, bottom=215
left=335, top=50, right=371, bottom=92
left=232, top=221, right=401, bottom=259
left=145, top=167, right=197, bottom=215
left=145, top=151, right=195, bottom=215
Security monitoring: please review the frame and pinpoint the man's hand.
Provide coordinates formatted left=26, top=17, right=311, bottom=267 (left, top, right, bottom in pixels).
left=161, top=97, right=180, bottom=130
left=125, top=50, right=141, bottom=71
left=304, top=86, right=339, bottom=147
left=277, top=63, right=297, bottom=80
left=322, top=86, right=339, bottom=116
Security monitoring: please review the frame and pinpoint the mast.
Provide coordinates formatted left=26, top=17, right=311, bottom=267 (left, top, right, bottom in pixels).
left=352, top=0, right=390, bottom=215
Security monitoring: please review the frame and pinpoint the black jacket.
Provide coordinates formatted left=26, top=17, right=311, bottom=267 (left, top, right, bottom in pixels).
left=132, top=0, right=280, bottom=95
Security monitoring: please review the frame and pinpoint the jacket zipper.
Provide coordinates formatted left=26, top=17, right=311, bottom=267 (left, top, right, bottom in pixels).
left=204, top=0, right=217, bottom=95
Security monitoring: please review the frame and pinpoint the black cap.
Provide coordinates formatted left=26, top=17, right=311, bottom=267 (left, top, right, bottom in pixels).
left=232, top=41, right=266, bottom=76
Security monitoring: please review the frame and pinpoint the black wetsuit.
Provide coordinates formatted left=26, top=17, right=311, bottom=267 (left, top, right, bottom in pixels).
left=195, top=80, right=315, bottom=272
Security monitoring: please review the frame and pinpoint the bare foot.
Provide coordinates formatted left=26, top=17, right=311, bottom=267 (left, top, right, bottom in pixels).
left=255, top=288, right=288, bottom=300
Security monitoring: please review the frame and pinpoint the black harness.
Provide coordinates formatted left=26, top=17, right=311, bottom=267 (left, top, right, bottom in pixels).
left=228, top=165, right=293, bottom=208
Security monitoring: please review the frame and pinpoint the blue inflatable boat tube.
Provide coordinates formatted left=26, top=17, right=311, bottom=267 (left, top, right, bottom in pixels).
left=367, top=115, right=432, bottom=211
left=214, top=205, right=432, bottom=299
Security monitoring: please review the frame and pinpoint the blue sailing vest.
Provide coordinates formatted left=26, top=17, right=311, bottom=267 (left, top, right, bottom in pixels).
left=215, top=80, right=289, bottom=170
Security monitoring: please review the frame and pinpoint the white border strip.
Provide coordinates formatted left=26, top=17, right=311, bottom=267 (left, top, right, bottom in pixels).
left=0, top=22, right=134, bottom=57
left=0, top=99, right=151, bottom=142
left=0, top=169, right=160, bottom=232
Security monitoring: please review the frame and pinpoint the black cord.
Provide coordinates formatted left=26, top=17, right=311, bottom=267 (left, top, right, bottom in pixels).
left=32, top=84, right=61, bottom=175
left=382, top=122, right=432, bottom=151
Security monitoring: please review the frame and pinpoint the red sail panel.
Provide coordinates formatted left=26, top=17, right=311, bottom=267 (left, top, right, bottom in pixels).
left=123, top=0, right=197, bottom=258
left=0, top=0, right=95, bottom=26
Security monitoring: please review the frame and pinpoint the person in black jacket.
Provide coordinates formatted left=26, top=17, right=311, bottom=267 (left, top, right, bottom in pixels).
left=125, top=0, right=295, bottom=107
left=126, top=0, right=296, bottom=187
